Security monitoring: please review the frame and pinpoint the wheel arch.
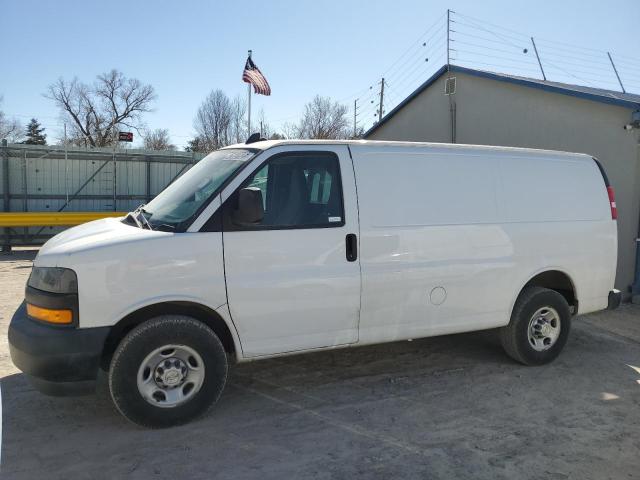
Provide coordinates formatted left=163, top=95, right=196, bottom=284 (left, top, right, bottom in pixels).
left=100, top=301, right=240, bottom=370
left=511, top=268, right=578, bottom=318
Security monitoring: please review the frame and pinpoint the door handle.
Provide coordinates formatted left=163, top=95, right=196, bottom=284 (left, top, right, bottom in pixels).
left=346, top=233, right=358, bottom=262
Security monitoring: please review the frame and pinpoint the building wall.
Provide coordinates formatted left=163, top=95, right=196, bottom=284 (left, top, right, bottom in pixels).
left=1, top=143, right=202, bottom=247
left=370, top=75, right=452, bottom=143
left=368, top=72, right=640, bottom=293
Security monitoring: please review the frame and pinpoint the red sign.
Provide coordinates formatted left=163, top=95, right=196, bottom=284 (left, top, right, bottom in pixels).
left=118, top=132, right=133, bottom=142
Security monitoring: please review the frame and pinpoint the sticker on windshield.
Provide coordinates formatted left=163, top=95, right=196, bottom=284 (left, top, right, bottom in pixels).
left=328, top=216, right=342, bottom=223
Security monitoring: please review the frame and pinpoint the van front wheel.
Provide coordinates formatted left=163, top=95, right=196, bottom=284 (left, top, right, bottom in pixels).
left=500, top=287, right=571, bottom=365
left=108, top=315, right=228, bottom=428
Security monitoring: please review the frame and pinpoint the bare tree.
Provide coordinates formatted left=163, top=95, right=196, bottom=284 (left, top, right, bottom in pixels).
left=294, top=95, right=349, bottom=139
left=281, top=121, right=300, bottom=140
left=143, top=128, right=175, bottom=151
left=45, top=69, right=156, bottom=147
left=256, top=109, right=272, bottom=139
left=194, top=89, right=233, bottom=152
left=351, top=125, right=366, bottom=139
left=229, top=95, right=247, bottom=144
left=0, top=96, right=22, bottom=143
left=192, top=90, right=276, bottom=151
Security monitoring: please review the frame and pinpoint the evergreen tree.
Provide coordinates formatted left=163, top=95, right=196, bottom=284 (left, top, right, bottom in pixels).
left=23, top=118, right=47, bottom=145
left=185, top=136, right=206, bottom=153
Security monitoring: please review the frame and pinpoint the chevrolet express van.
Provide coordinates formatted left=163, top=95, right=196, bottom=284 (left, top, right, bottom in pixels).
left=9, top=139, right=620, bottom=427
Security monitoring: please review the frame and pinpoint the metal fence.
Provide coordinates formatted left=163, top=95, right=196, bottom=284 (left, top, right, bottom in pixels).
left=1, top=142, right=205, bottom=248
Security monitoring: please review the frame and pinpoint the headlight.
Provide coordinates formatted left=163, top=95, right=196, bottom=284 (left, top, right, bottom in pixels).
left=28, top=267, right=78, bottom=294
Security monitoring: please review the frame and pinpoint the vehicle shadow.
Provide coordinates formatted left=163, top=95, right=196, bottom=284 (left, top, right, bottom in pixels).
left=1, top=323, right=639, bottom=480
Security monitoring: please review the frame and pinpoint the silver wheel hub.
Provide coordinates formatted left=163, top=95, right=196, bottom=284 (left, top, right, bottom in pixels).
left=528, top=307, right=561, bottom=352
left=137, top=345, right=205, bottom=408
left=156, top=358, right=187, bottom=387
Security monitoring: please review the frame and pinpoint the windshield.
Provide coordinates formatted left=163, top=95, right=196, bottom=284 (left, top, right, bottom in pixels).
left=140, top=148, right=256, bottom=230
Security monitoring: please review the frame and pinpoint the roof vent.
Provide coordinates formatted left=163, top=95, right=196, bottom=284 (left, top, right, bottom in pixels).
left=246, top=132, right=266, bottom=144
left=445, top=77, right=457, bottom=95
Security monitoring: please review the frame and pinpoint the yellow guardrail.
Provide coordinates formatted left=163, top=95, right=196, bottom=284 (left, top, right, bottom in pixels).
left=0, top=212, right=127, bottom=227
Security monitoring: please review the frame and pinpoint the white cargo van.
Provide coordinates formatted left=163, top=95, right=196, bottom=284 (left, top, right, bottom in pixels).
left=9, top=139, right=620, bottom=427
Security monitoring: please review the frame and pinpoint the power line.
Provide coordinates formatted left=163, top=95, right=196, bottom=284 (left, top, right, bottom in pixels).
left=385, top=37, right=447, bottom=87
left=534, top=36, right=614, bottom=55
left=451, top=16, right=527, bottom=51
left=344, top=8, right=639, bottom=129
left=451, top=11, right=532, bottom=38
left=531, top=52, right=617, bottom=70
left=615, top=64, right=640, bottom=75
left=451, top=10, right=638, bottom=69
left=349, top=34, right=447, bottom=116
left=452, top=48, right=538, bottom=66
left=337, top=85, right=374, bottom=104
left=382, top=12, right=447, bottom=76
left=452, top=39, right=535, bottom=58
left=9, top=113, right=63, bottom=120
left=611, top=57, right=640, bottom=69
left=451, top=19, right=529, bottom=44
left=538, top=58, right=600, bottom=88
left=452, top=58, right=542, bottom=74
left=384, top=30, right=447, bottom=85
left=392, top=52, right=447, bottom=98
left=533, top=41, right=616, bottom=62
left=336, top=19, right=448, bottom=111
left=451, top=30, right=530, bottom=49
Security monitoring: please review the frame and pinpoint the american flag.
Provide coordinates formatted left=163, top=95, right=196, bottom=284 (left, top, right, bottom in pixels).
left=242, top=56, right=271, bottom=96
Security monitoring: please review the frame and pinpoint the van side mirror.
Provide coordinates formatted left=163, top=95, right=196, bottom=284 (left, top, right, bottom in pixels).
left=234, top=187, right=264, bottom=224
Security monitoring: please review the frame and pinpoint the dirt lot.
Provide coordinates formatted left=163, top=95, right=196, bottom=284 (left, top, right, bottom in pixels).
left=1, top=250, right=639, bottom=480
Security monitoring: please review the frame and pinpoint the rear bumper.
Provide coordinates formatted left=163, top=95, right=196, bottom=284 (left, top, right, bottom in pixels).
left=608, top=289, right=622, bottom=310
left=8, top=302, right=110, bottom=396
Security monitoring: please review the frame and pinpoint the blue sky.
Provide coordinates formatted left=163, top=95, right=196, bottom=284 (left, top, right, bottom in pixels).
left=3, top=0, right=639, bottom=148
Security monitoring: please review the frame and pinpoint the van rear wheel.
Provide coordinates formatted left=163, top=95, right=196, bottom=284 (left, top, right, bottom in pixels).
left=500, top=286, right=571, bottom=365
left=108, top=315, right=228, bottom=428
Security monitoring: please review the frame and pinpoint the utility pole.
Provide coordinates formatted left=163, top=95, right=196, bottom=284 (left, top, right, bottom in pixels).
left=531, top=38, right=546, bottom=81
left=64, top=123, right=69, bottom=204
left=446, top=9, right=450, bottom=67
left=247, top=49, right=252, bottom=136
left=1, top=139, right=10, bottom=252
left=446, top=10, right=456, bottom=144
left=607, top=52, right=626, bottom=93
left=378, top=78, right=385, bottom=121
left=353, top=99, right=359, bottom=137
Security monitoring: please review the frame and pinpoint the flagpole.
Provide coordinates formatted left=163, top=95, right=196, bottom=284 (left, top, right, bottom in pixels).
left=247, top=49, right=252, bottom=137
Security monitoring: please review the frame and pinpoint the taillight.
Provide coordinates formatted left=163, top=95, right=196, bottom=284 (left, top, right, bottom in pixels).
left=607, top=186, right=617, bottom=220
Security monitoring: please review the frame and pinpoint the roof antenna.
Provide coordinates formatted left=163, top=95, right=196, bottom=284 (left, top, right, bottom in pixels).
left=246, top=132, right=265, bottom=144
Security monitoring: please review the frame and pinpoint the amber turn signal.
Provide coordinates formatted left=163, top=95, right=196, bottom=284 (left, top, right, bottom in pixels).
left=26, top=303, right=73, bottom=325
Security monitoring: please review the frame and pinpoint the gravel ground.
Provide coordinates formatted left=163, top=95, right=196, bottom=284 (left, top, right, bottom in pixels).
left=1, top=249, right=639, bottom=479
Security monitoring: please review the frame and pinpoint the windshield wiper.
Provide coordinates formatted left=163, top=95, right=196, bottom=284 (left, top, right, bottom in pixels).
left=125, top=211, right=143, bottom=229
left=134, top=205, right=154, bottom=230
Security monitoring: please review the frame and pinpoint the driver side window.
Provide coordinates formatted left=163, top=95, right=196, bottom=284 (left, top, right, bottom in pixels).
left=223, top=151, right=345, bottom=230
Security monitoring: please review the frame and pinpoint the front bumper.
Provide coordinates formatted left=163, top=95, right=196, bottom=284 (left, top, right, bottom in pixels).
left=8, top=302, right=110, bottom=396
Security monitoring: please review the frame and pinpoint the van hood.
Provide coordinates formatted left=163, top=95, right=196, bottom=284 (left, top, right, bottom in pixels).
left=37, top=217, right=170, bottom=265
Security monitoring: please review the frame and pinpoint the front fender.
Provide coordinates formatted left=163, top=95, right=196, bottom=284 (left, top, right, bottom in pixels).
left=57, top=232, right=227, bottom=329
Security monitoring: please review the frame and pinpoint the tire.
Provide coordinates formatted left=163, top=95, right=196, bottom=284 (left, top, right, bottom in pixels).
left=108, top=315, right=228, bottom=428
left=500, top=286, right=571, bottom=366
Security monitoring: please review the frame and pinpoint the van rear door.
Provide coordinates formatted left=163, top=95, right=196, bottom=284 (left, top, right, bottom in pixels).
left=220, top=145, right=361, bottom=357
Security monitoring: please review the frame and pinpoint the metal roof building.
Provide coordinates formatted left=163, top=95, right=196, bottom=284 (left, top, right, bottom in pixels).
left=365, top=65, right=640, bottom=298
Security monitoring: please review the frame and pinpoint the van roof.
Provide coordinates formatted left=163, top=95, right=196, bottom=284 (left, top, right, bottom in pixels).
left=224, top=139, right=593, bottom=161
